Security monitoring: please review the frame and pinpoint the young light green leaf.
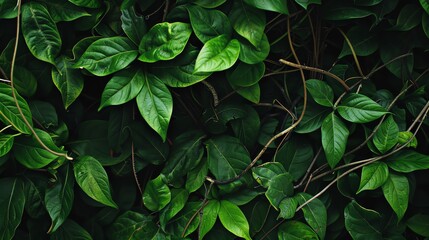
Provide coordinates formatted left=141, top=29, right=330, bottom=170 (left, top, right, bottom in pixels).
left=199, top=200, right=220, bottom=240
left=386, top=150, right=429, bottom=172
left=338, top=93, right=388, bottom=123
left=45, top=1, right=90, bottom=22
left=265, top=173, right=294, bottom=209
left=74, top=37, right=138, bottom=76
left=99, top=67, right=145, bottom=110
left=344, top=201, right=383, bottom=240
left=50, top=219, right=93, bottom=240
left=138, top=22, right=192, bottom=63
left=21, top=2, right=61, bottom=64
left=296, top=193, right=327, bottom=240
left=278, top=197, right=298, bottom=219
left=339, top=26, right=378, bottom=58
left=52, top=56, right=84, bottom=109
left=74, top=156, right=118, bottom=209
left=136, top=73, right=172, bottom=141
left=357, top=162, right=389, bottom=193
left=252, top=162, right=286, bottom=188
left=244, top=0, right=289, bottom=14
left=227, top=62, right=265, bottom=87
left=321, top=112, right=349, bottom=168
left=143, top=175, right=171, bottom=212
left=295, top=0, right=321, bottom=9
left=121, top=6, right=147, bottom=45
left=229, top=1, right=265, bottom=47
left=306, top=79, right=334, bottom=107
left=238, top=34, right=270, bottom=64
left=159, top=188, right=189, bottom=227
left=407, top=214, right=429, bottom=237
left=107, top=211, right=157, bottom=240
left=152, top=63, right=211, bottom=88
left=274, top=139, right=314, bottom=181
left=278, top=221, right=319, bottom=240
left=219, top=200, right=251, bottom=240
left=0, top=178, right=25, bottom=240
left=373, top=115, right=399, bottom=154
left=382, top=173, right=409, bottom=221
left=0, top=134, right=14, bottom=157
left=194, top=35, right=240, bottom=73
left=397, top=131, right=418, bottom=148
left=0, top=83, right=33, bottom=134
left=68, top=0, right=101, bottom=8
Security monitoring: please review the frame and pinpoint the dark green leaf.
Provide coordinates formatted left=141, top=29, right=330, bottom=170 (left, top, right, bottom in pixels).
left=143, top=175, right=171, bottom=211
left=52, top=56, right=84, bottom=109
left=71, top=36, right=103, bottom=61
left=165, top=202, right=201, bottom=237
left=252, top=162, right=286, bottom=188
left=323, top=7, right=374, bottom=20
left=386, top=150, right=429, bottom=172
left=199, top=200, right=220, bottom=240
left=0, top=178, right=25, bottom=240
left=203, top=103, right=248, bottom=134
left=107, top=211, right=157, bottom=240
left=244, top=0, right=289, bottom=14
left=338, top=93, right=388, bottom=123
left=266, top=173, right=294, bottom=209
left=278, top=220, right=319, bottom=239
left=24, top=175, right=46, bottom=219
left=339, top=26, right=379, bottom=58
left=131, top=122, right=169, bottom=165
left=357, top=162, right=389, bottom=193
left=7, top=65, right=37, bottom=97
left=224, top=188, right=263, bottom=206
left=379, top=40, right=413, bottom=79
left=0, top=134, right=13, bottom=157
left=278, top=197, right=298, bottom=220
left=321, top=112, right=349, bottom=168
left=218, top=200, right=251, bottom=240
left=230, top=104, right=260, bottom=148
left=407, top=214, right=429, bottom=237
left=294, top=0, right=321, bottom=10
left=389, top=4, right=422, bottom=31
left=159, top=188, right=189, bottom=227
left=192, top=0, right=226, bottom=8
left=0, top=0, right=17, bottom=18
left=152, top=63, right=211, bottom=88
left=295, top=104, right=330, bottom=134
left=50, top=219, right=93, bottom=240
left=274, top=138, right=313, bottom=181
left=382, top=173, right=409, bottom=221
left=68, top=0, right=101, bottom=8
left=344, top=201, right=383, bottom=240
left=227, top=62, right=264, bottom=87
left=185, top=160, right=208, bottom=193
left=373, top=116, right=399, bottom=154
left=238, top=34, right=270, bottom=64
left=0, top=83, right=33, bottom=134
left=296, top=193, right=327, bottom=240
left=45, top=1, right=90, bottom=22
left=420, top=0, right=429, bottom=14
left=306, top=79, right=334, bottom=107
left=29, top=100, right=58, bottom=128
left=121, top=7, right=147, bottom=45
left=229, top=1, right=265, bottom=47
left=232, top=82, right=261, bottom=103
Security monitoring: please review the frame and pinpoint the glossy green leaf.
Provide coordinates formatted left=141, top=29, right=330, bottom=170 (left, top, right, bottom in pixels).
left=71, top=36, right=103, bottom=61
left=389, top=4, right=422, bottom=31
left=296, top=193, right=327, bottom=240
left=74, top=37, right=138, bottom=76
left=295, top=104, right=330, bottom=133
left=278, top=197, right=298, bottom=220
left=194, top=35, right=240, bottom=73
left=143, top=175, right=171, bottom=211
left=373, top=116, right=399, bottom=154
left=230, top=104, right=260, bottom=148
left=386, top=150, right=429, bottom=172
left=52, top=56, right=84, bottom=109
left=107, top=211, right=157, bottom=240
left=159, top=188, right=189, bottom=227
left=74, top=156, right=118, bottom=208
left=420, top=0, right=429, bottom=14
left=357, top=162, right=389, bottom=193
left=45, top=164, right=74, bottom=233
left=136, top=73, right=172, bottom=141
left=266, top=173, right=294, bottom=209
left=238, top=34, right=270, bottom=64
left=294, top=0, right=321, bottom=10
left=278, top=220, right=319, bottom=239
left=321, top=112, right=349, bottom=168
left=344, top=201, right=383, bottom=240
left=21, top=2, right=61, bottom=64
left=138, top=22, right=192, bottom=63
left=218, top=200, right=251, bottom=240
left=50, top=219, right=93, bottom=240
left=382, top=173, right=409, bottom=221
left=187, top=5, right=232, bottom=43
left=165, top=202, right=201, bottom=237
left=229, top=1, right=265, bottom=47
left=206, top=135, right=251, bottom=181
left=339, top=26, right=379, bottom=58
left=274, top=139, right=313, bottom=181
left=227, top=62, right=264, bottom=87
left=99, top=67, right=145, bottom=110
left=337, top=93, right=388, bottom=123
left=306, top=79, right=334, bottom=107
left=0, top=83, right=33, bottom=134
left=0, top=0, right=17, bottom=18
left=397, top=131, right=417, bottom=148
left=0, top=178, right=25, bottom=240
left=192, top=0, right=226, bottom=8
left=323, top=7, right=374, bottom=20
left=121, top=7, right=147, bottom=45
left=152, top=63, right=211, bottom=88
left=7, top=65, right=37, bottom=97
left=199, top=200, right=220, bottom=240
left=244, top=0, right=289, bottom=14
left=252, top=162, right=286, bottom=188
left=230, top=82, right=261, bottom=104
left=68, top=0, right=101, bottom=8
left=45, top=1, right=90, bottom=22
left=186, top=160, right=208, bottom=193
left=407, top=214, right=429, bottom=237
left=0, top=134, right=13, bottom=157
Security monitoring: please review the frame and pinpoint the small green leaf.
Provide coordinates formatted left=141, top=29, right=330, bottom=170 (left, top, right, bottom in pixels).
left=152, top=63, right=211, bottom=88
left=107, top=211, right=157, bottom=240
left=382, top=173, right=409, bottom=221
left=344, top=201, right=383, bottom=240
left=338, top=93, right=388, bottom=123
left=296, top=193, right=327, bottom=240
left=0, top=134, right=14, bottom=158
left=407, top=214, right=429, bottom=237
left=165, top=202, right=201, bottom=237
left=227, top=62, right=265, bottom=87
left=194, top=35, right=240, bottom=73
left=52, top=56, right=84, bottom=109
left=68, top=0, right=101, bottom=8
left=50, top=220, right=93, bottom=240
left=230, top=104, right=261, bottom=148
left=21, top=2, right=62, bottom=64
left=238, top=34, right=270, bottom=64
left=229, top=1, right=265, bottom=47
left=230, top=82, right=261, bottom=104
left=186, top=160, right=208, bottom=193
left=199, top=200, right=220, bottom=240
left=159, top=188, right=189, bottom=228
left=278, top=221, right=319, bottom=239
left=265, top=173, right=294, bottom=209
left=121, top=6, right=147, bottom=45
left=373, top=116, right=399, bottom=154
left=252, top=162, right=286, bottom=188
left=306, top=79, right=334, bottom=107
left=386, top=150, right=429, bottom=172
left=397, top=131, right=417, bottom=148
left=339, top=26, right=379, bottom=58
left=357, top=162, right=389, bottom=193
left=143, top=175, right=171, bottom=211
left=74, top=37, right=138, bottom=76
left=278, top=197, right=298, bottom=219
left=138, top=22, right=192, bottom=63
left=294, top=0, right=321, bottom=10
left=74, top=156, right=118, bottom=208
left=321, top=112, right=349, bottom=168
left=29, top=101, right=58, bottom=129
left=0, top=178, right=25, bottom=240
left=295, top=104, right=330, bottom=134
left=218, top=200, right=251, bottom=240
left=244, top=0, right=289, bottom=14
left=0, top=83, right=33, bottom=134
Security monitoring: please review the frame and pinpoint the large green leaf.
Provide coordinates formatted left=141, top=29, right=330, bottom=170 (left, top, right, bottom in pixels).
left=386, top=150, right=429, bottom=172
left=136, top=73, right=172, bottom=141
left=68, top=0, right=101, bottom=8
left=229, top=0, right=265, bottom=47
left=107, top=211, right=157, bottom=240
left=295, top=0, right=321, bottom=9
left=218, top=200, right=251, bottom=240
left=194, top=35, right=240, bottom=73
left=50, top=220, right=93, bottom=240
left=187, top=5, right=232, bottom=43
left=74, top=37, right=138, bottom=76
left=357, top=162, right=389, bottom=193
left=278, top=197, right=298, bottom=220
left=238, top=34, right=270, bottom=64
left=45, top=164, right=74, bottom=233
left=99, top=67, right=145, bottom=110
left=265, top=173, right=294, bottom=209
left=21, top=2, right=61, bottom=64
left=121, top=6, right=147, bottom=45
left=74, top=156, right=118, bottom=209
left=389, top=4, right=422, bottom=31
left=0, top=178, right=25, bottom=240
left=344, top=201, right=383, bottom=240
left=151, top=63, right=211, bottom=88
left=278, top=221, right=319, bottom=239
left=23, top=175, right=46, bottom=219
left=159, top=188, right=189, bottom=228
left=143, top=175, right=171, bottom=212
left=45, top=1, right=90, bottom=22
left=138, top=22, right=192, bottom=63
left=373, top=116, right=399, bottom=154
left=29, top=101, right=58, bottom=129
left=407, top=214, right=429, bottom=237
left=382, top=173, right=409, bottom=221
left=338, top=93, right=388, bottom=123
left=206, top=135, right=251, bottom=181
left=0, top=134, right=13, bottom=157
left=198, top=200, right=220, bottom=240
left=321, top=112, right=349, bottom=168
left=296, top=193, right=327, bottom=240
left=0, top=83, right=33, bottom=134
left=244, top=0, right=289, bottom=14
left=52, top=56, right=84, bottom=109
left=227, top=62, right=264, bottom=87
left=252, top=162, right=286, bottom=188
left=339, top=26, right=379, bottom=58
left=230, top=104, right=261, bottom=148
left=306, top=79, right=334, bottom=107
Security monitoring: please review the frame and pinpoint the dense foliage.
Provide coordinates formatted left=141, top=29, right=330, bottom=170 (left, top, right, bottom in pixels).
left=1, top=0, right=429, bottom=239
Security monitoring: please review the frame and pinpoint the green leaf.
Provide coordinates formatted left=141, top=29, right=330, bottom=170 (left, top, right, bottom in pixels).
left=357, top=162, right=389, bottom=193
left=337, top=93, right=388, bottom=123
left=230, top=82, right=261, bottom=104
left=218, top=200, right=251, bottom=240
left=306, top=79, right=334, bottom=107
left=252, top=162, right=286, bottom=188
left=238, top=34, right=270, bottom=64
left=165, top=202, right=201, bottom=237
left=52, top=56, right=84, bottom=109
left=138, top=22, right=192, bottom=63
left=389, top=4, right=422, bottom=31
left=192, top=0, right=227, bottom=8
left=199, top=200, right=220, bottom=240
left=23, top=175, right=46, bottom=219
left=99, top=67, right=145, bottom=110
left=397, top=131, right=417, bottom=148
left=108, top=211, right=157, bottom=240
left=45, top=1, right=90, bottom=22
left=74, top=37, right=138, bottom=76
left=407, top=214, right=429, bottom=237
left=8, top=65, right=37, bottom=97
left=227, top=62, right=264, bottom=87
left=321, top=112, right=349, bottom=168
left=0, top=83, right=33, bottom=134
left=45, top=164, right=74, bottom=233
left=420, top=0, right=429, bottom=14
left=386, top=150, right=429, bottom=172
left=0, top=0, right=18, bottom=18
left=278, top=221, right=319, bottom=240
left=339, top=26, right=379, bottom=58
left=296, top=193, right=327, bottom=240
left=294, top=0, right=321, bottom=10
left=50, top=219, right=93, bottom=240
left=229, top=1, right=265, bottom=47
left=186, top=160, right=208, bottom=193
left=159, top=189, right=189, bottom=227
left=187, top=5, right=232, bottom=43
left=21, top=2, right=61, bottom=64
left=295, top=104, right=330, bottom=134
left=0, top=178, right=25, bottom=240
left=382, top=173, right=409, bottom=221
left=206, top=135, right=251, bottom=181
left=244, top=0, right=289, bottom=14
left=143, top=175, right=171, bottom=212
left=130, top=122, right=169, bottom=165
left=68, top=0, right=101, bottom=8
left=0, top=134, right=14, bottom=157
left=278, top=197, right=298, bottom=219
left=152, top=63, right=211, bottom=88
left=74, top=156, right=118, bottom=208
left=379, top=40, right=413, bottom=79
left=323, top=7, right=374, bottom=20
left=194, top=35, right=240, bottom=73
left=121, top=7, right=147, bottom=45
left=373, top=116, right=399, bottom=154
left=344, top=201, right=383, bottom=240
left=230, top=104, right=260, bottom=148
left=136, top=73, right=172, bottom=141
left=266, top=173, right=294, bottom=209
left=29, top=100, right=58, bottom=128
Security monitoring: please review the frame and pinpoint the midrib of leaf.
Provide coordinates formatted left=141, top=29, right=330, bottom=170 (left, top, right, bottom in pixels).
left=6, top=179, right=18, bottom=231
left=29, top=7, right=55, bottom=50
left=0, top=108, right=24, bottom=133
left=354, top=206, right=382, bottom=234
left=297, top=194, right=324, bottom=236
left=193, top=10, right=221, bottom=36
left=144, top=77, right=164, bottom=126
left=85, top=49, right=136, bottom=64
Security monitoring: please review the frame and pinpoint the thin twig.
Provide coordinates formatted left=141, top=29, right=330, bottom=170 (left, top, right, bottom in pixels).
left=294, top=147, right=322, bottom=189
left=162, top=0, right=169, bottom=21
left=131, top=142, right=143, bottom=195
